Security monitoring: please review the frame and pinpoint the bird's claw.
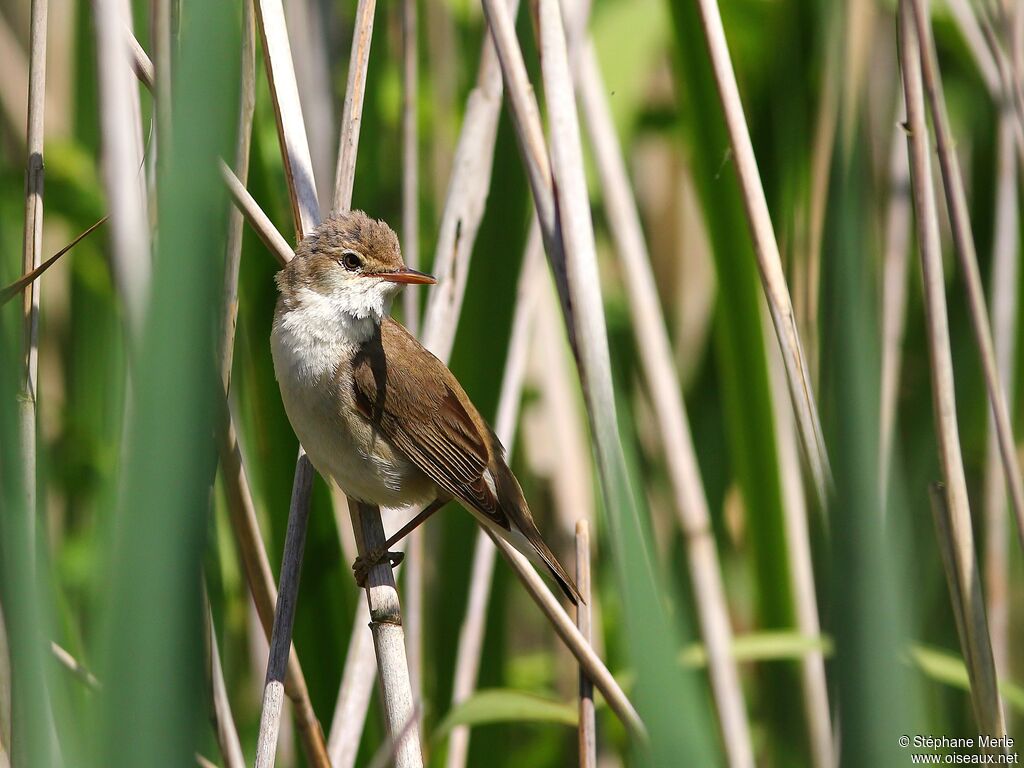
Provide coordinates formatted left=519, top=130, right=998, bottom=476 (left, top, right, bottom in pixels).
left=352, top=547, right=405, bottom=586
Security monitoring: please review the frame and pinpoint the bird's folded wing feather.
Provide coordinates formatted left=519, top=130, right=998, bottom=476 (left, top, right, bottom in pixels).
left=350, top=318, right=510, bottom=528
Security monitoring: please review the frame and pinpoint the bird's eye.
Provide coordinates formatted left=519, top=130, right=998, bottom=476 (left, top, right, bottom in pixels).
left=339, top=251, right=362, bottom=271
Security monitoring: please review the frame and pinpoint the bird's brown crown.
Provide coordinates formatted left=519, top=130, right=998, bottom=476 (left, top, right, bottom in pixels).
left=276, top=211, right=404, bottom=296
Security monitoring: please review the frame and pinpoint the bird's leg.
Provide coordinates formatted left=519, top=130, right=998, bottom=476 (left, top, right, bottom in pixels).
left=352, top=498, right=447, bottom=586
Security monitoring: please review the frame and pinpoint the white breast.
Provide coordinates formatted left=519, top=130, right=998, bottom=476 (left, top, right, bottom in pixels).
left=270, top=290, right=435, bottom=508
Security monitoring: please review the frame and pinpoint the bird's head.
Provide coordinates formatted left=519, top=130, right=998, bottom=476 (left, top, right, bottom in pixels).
left=276, top=211, right=435, bottom=321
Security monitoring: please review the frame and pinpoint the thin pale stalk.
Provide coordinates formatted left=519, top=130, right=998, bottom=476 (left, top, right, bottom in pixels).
left=928, top=486, right=1007, bottom=750
left=945, top=0, right=1001, bottom=95
left=220, top=162, right=293, bottom=267
left=983, top=112, right=1019, bottom=675
left=95, top=0, right=151, bottom=339
left=254, top=0, right=320, bottom=238
left=479, top=0, right=575, bottom=334
left=575, top=37, right=756, bottom=768
left=205, top=597, right=245, bottom=768
left=216, top=405, right=328, bottom=765
left=401, top=0, right=425, bottom=711
left=332, top=0, right=377, bottom=214
left=221, top=0, right=257, bottom=388
left=401, top=0, right=420, bottom=336
left=482, top=0, right=648, bottom=740
left=255, top=454, right=315, bottom=768
left=348, top=500, right=423, bottom=768
left=154, top=0, right=172, bottom=168
left=420, top=0, right=519, bottom=362
left=1, top=218, right=108, bottom=308
left=689, top=0, right=831, bottom=503
left=327, top=604, right=375, bottom=768
left=899, top=0, right=1006, bottom=739
left=764, top=312, right=834, bottom=768
left=879, top=113, right=913, bottom=498
left=486, top=529, right=644, bottom=737
left=49, top=642, right=99, bottom=691
left=446, top=225, right=543, bottom=768
left=910, top=0, right=1024, bottom=556
left=575, top=520, right=595, bottom=768
left=20, top=0, right=47, bottom=570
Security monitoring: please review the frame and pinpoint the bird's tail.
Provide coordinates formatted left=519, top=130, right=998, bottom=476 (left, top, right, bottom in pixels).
left=492, top=462, right=584, bottom=606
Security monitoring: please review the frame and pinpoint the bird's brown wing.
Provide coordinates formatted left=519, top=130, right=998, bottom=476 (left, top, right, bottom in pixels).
left=351, top=318, right=582, bottom=604
left=350, top=318, right=510, bottom=529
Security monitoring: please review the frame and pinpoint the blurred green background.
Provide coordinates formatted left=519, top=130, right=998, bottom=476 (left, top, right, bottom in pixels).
left=0, top=0, right=1022, bottom=765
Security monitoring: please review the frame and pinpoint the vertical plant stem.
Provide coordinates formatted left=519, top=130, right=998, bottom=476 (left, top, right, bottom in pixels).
left=349, top=500, right=423, bottom=768
left=400, top=0, right=425, bottom=716
left=205, top=594, right=245, bottom=768
left=220, top=0, right=257, bottom=388
left=332, top=0, right=377, bottom=214
left=254, top=0, right=321, bottom=238
left=401, top=0, right=420, bottom=336
left=909, top=0, right=1024, bottom=555
left=879, top=113, right=913, bottom=498
left=689, top=0, right=831, bottom=504
left=255, top=457, right=314, bottom=768
left=899, top=0, right=1006, bottom=739
left=575, top=520, right=595, bottom=768
left=95, top=0, right=151, bottom=339
left=20, top=0, right=46, bottom=559
left=446, top=225, right=543, bottom=768
left=327, top=604, right=375, bottom=768
left=982, top=111, right=1019, bottom=675
left=216, top=406, right=328, bottom=764
left=13, top=5, right=54, bottom=762
left=575, top=36, right=757, bottom=768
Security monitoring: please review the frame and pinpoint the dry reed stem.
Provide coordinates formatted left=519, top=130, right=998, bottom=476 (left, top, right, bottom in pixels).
left=125, top=28, right=155, bottom=94
left=690, top=0, right=831, bottom=504
left=879, top=113, right=913, bottom=498
left=421, top=0, right=519, bottom=362
left=944, top=0, right=1000, bottom=95
left=96, top=0, right=151, bottom=339
left=575, top=520, right=596, bottom=768
left=205, top=597, right=245, bottom=768
left=220, top=0, right=257, bottom=389
left=446, top=225, right=543, bottom=768
left=401, top=0, right=424, bottom=709
left=327, top=604, right=375, bottom=768
left=763, top=314, right=833, bottom=768
left=480, top=0, right=647, bottom=739
left=332, top=0, right=377, bottom=213
left=983, top=112, right=1019, bottom=675
left=927, top=486, right=1007, bottom=748
left=348, top=500, right=424, bottom=767
left=486, top=530, right=644, bottom=737
left=1, top=217, right=108, bottom=308
left=255, top=454, right=315, bottom=768
left=910, top=0, right=1024, bottom=556
left=479, top=0, right=574, bottom=334
left=215, top=408, right=327, bottom=764
left=900, top=0, right=1006, bottom=741
left=254, top=0, right=320, bottom=238
left=49, top=642, right=99, bottom=691
left=401, top=0, right=420, bottom=336
left=219, top=163, right=292, bottom=267
left=575, top=36, right=757, bottom=768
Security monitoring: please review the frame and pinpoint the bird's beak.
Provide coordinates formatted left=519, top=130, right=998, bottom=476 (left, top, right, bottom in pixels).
left=369, top=268, right=437, bottom=285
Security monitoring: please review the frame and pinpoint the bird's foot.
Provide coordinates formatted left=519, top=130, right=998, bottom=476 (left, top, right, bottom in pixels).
left=352, top=547, right=405, bottom=586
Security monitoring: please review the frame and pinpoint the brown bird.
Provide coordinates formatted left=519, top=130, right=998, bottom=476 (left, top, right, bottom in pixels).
left=270, top=211, right=582, bottom=604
